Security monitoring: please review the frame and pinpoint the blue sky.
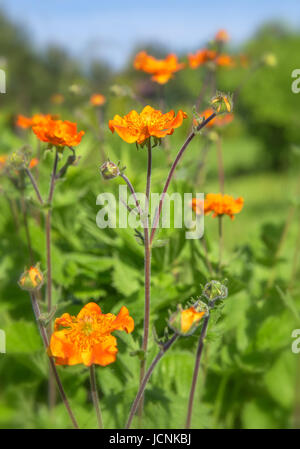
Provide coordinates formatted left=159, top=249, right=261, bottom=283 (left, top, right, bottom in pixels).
left=1, top=0, right=300, bottom=69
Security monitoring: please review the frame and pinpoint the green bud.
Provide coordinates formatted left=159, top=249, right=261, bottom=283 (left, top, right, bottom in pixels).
left=100, top=161, right=120, bottom=180
left=203, top=280, right=228, bottom=302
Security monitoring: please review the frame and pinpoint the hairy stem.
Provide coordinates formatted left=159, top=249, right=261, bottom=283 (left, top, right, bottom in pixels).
left=30, top=292, right=79, bottom=429
left=185, top=315, right=210, bottom=429
left=216, top=135, right=224, bottom=194
left=126, top=334, right=178, bottom=429
left=25, top=168, right=44, bottom=205
left=120, top=173, right=143, bottom=216
left=150, top=112, right=216, bottom=245
left=218, top=215, right=223, bottom=271
left=89, top=365, right=103, bottom=429
left=45, top=150, right=59, bottom=410
left=138, top=139, right=152, bottom=420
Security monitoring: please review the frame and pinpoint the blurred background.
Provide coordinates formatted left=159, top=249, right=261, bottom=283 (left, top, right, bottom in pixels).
left=0, top=0, right=300, bottom=429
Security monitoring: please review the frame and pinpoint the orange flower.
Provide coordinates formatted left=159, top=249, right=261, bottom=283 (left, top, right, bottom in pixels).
left=204, top=193, right=244, bottom=219
left=134, top=51, right=185, bottom=84
left=109, top=105, right=187, bottom=144
left=215, top=29, right=230, bottom=42
left=49, top=302, right=134, bottom=367
left=181, top=307, right=205, bottom=334
left=29, top=158, right=39, bottom=169
left=90, top=93, right=106, bottom=106
left=195, top=108, right=234, bottom=128
left=33, top=119, right=85, bottom=147
left=16, top=114, right=52, bottom=129
left=215, top=54, right=235, bottom=67
left=188, top=49, right=217, bottom=69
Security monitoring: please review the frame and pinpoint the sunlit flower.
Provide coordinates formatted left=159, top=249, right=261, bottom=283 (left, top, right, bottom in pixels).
left=215, top=29, right=230, bottom=43
left=33, top=119, right=85, bottom=147
left=204, top=193, right=244, bottom=220
left=49, top=302, right=134, bottom=366
left=188, top=49, right=217, bottom=69
left=50, top=94, right=64, bottom=105
left=109, top=105, right=187, bottom=144
left=18, top=264, right=44, bottom=291
left=90, top=93, right=106, bottom=106
left=134, top=51, right=185, bottom=84
left=16, top=114, right=52, bottom=129
left=195, top=108, right=234, bottom=128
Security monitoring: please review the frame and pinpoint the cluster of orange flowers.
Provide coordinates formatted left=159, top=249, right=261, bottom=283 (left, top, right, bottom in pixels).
left=109, top=105, right=187, bottom=144
left=17, top=114, right=84, bottom=147
left=133, top=30, right=240, bottom=83
left=192, top=193, right=244, bottom=220
left=188, top=50, right=234, bottom=69
left=134, top=51, right=185, bottom=84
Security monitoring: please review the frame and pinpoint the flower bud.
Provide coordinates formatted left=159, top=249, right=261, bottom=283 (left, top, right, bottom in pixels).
left=18, top=264, right=44, bottom=291
left=203, top=280, right=228, bottom=303
left=168, top=303, right=208, bottom=336
left=211, top=92, right=233, bottom=114
left=100, top=161, right=120, bottom=180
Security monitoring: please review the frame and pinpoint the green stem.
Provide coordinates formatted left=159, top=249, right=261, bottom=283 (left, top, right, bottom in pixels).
left=218, top=215, right=223, bottom=271
left=217, top=135, right=224, bottom=194
left=126, top=334, right=178, bottom=429
left=89, top=364, right=103, bottom=429
left=138, top=139, right=152, bottom=420
left=185, top=315, right=210, bottom=429
left=150, top=112, right=216, bottom=246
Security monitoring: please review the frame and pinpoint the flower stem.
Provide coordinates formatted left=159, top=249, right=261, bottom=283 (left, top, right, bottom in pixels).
left=46, top=150, right=58, bottom=315
left=89, top=364, right=103, bottom=429
left=150, top=112, right=216, bottom=246
left=185, top=314, right=210, bottom=429
left=138, top=139, right=152, bottom=420
left=216, top=135, right=224, bottom=194
left=45, top=150, right=59, bottom=410
left=126, top=334, right=178, bottom=429
left=120, top=173, right=143, bottom=216
left=30, top=292, right=79, bottom=429
left=218, top=215, right=223, bottom=271
left=25, top=167, right=44, bottom=205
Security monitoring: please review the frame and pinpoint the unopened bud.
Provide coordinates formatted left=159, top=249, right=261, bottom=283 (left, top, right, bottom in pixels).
left=203, top=280, right=228, bottom=303
left=100, top=161, right=120, bottom=180
left=18, top=264, right=44, bottom=291
left=211, top=92, right=233, bottom=114
left=168, top=303, right=208, bottom=336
